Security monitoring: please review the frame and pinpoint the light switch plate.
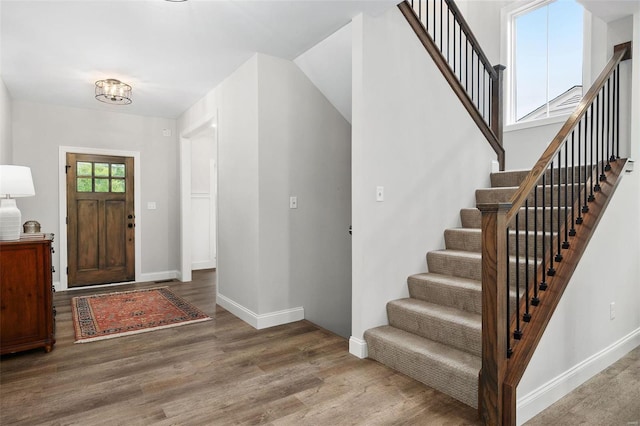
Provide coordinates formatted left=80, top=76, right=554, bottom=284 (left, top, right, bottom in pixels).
left=376, top=186, right=384, bottom=202
left=289, top=196, right=298, bottom=209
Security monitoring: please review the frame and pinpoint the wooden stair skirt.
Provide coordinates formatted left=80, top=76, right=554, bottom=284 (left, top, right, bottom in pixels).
left=364, top=167, right=567, bottom=409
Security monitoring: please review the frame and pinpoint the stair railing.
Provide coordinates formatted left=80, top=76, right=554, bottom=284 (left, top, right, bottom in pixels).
left=398, top=0, right=505, bottom=170
left=479, top=42, right=632, bottom=425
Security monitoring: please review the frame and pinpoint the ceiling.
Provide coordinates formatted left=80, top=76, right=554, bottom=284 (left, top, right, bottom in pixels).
left=578, top=0, right=640, bottom=23
left=0, top=0, right=396, bottom=119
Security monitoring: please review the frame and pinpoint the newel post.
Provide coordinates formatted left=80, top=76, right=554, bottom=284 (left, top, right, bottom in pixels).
left=478, top=203, right=511, bottom=426
left=491, top=65, right=505, bottom=145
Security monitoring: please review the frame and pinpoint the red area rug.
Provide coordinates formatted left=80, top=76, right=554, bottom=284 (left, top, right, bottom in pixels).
left=71, top=287, right=211, bottom=343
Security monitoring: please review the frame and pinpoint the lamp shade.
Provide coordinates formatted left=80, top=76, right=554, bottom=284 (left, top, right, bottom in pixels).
left=0, top=165, right=36, bottom=197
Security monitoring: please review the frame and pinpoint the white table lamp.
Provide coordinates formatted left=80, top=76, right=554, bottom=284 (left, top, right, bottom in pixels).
left=0, top=165, right=36, bottom=241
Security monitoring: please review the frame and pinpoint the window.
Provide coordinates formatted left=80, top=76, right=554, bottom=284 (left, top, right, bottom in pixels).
left=76, top=161, right=126, bottom=193
left=508, top=0, right=584, bottom=124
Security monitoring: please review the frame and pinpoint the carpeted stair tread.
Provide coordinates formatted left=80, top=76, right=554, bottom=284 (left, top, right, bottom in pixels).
left=427, top=249, right=482, bottom=280
left=490, top=166, right=591, bottom=188
left=387, top=298, right=481, bottom=356
left=445, top=227, right=554, bottom=256
left=427, top=249, right=539, bottom=283
left=476, top=183, right=579, bottom=205
left=364, top=325, right=480, bottom=408
left=460, top=206, right=569, bottom=230
left=408, top=273, right=481, bottom=314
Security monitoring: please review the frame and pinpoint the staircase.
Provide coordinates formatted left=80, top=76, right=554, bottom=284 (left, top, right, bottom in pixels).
left=364, top=166, right=567, bottom=409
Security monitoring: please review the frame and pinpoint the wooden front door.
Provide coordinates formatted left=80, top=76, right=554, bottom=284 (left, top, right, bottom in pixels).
left=67, top=153, right=135, bottom=287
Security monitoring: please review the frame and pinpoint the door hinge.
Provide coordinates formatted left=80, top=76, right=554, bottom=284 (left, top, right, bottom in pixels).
left=66, top=217, right=68, bottom=225
left=66, top=267, right=69, bottom=275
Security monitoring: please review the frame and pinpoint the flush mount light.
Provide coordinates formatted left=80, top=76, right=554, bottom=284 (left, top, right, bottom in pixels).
left=165, top=0, right=188, bottom=2
left=95, top=79, right=132, bottom=105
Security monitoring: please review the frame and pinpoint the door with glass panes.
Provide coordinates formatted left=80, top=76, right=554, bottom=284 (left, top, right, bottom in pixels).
left=66, top=153, right=134, bottom=287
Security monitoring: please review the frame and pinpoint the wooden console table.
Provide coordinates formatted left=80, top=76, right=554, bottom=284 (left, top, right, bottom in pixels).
left=0, top=235, right=56, bottom=354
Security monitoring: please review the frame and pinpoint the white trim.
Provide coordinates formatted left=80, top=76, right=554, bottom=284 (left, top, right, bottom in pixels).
left=138, top=270, right=179, bottom=283
left=216, top=293, right=305, bottom=330
left=349, top=336, right=368, bottom=359
left=516, top=328, right=640, bottom=425
left=57, top=146, right=142, bottom=292
left=504, top=113, right=571, bottom=133
left=57, top=269, right=179, bottom=292
left=192, top=260, right=216, bottom=270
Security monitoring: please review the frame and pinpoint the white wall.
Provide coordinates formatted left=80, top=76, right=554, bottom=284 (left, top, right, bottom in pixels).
left=257, top=53, right=352, bottom=336
left=350, top=8, right=496, bottom=356
left=0, top=78, right=11, bottom=163
left=503, top=121, right=564, bottom=170
left=11, top=101, right=180, bottom=286
left=294, top=22, right=353, bottom=124
left=178, top=53, right=352, bottom=338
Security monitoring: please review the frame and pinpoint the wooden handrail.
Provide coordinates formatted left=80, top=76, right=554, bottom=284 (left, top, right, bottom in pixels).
left=505, top=44, right=630, bottom=224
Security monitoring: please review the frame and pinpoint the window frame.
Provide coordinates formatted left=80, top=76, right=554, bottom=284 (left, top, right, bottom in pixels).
left=501, top=0, right=586, bottom=130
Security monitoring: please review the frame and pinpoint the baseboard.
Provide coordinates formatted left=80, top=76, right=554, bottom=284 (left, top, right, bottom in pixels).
left=349, top=336, right=368, bottom=359
left=216, top=293, right=304, bottom=330
left=54, top=270, right=179, bottom=292
left=517, top=327, right=640, bottom=425
left=139, top=270, right=180, bottom=283
left=192, top=260, right=216, bottom=270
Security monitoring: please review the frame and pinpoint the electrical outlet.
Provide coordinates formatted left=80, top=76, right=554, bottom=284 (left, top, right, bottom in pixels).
left=376, top=186, right=384, bottom=202
left=610, top=302, right=615, bottom=320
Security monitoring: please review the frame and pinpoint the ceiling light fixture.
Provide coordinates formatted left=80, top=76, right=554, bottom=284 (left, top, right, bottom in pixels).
left=95, top=79, right=132, bottom=105
left=165, top=0, right=188, bottom=2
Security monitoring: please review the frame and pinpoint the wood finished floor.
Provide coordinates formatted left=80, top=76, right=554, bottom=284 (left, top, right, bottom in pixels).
left=0, top=270, right=480, bottom=425
left=1, top=269, right=638, bottom=425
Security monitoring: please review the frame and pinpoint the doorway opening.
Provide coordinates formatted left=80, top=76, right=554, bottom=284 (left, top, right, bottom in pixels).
left=179, top=115, right=218, bottom=282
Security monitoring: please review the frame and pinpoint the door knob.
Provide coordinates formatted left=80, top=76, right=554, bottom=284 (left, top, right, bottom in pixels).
left=128, top=223, right=133, bottom=228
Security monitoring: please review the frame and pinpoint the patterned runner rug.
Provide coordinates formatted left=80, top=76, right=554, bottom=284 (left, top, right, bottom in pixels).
left=71, top=287, right=211, bottom=343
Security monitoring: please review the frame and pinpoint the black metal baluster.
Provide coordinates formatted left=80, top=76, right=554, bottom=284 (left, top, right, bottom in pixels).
left=446, top=7, right=450, bottom=62
left=433, top=0, right=436, bottom=38
left=453, top=19, right=456, bottom=75
left=532, top=184, right=540, bottom=306
left=524, top=199, right=531, bottom=322
left=440, top=0, right=443, bottom=52
left=540, top=174, right=548, bottom=291
left=465, top=40, right=469, bottom=93
left=548, top=161, right=556, bottom=276
left=477, top=58, right=480, bottom=111
left=577, top=119, right=584, bottom=223
left=563, top=140, right=570, bottom=248
left=506, top=226, right=513, bottom=357
left=600, top=85, right=607, bottom=181
left=555, top=153, right=563, bottom=259
left=471, top=51, right=475, bottom=104
left=570, top=130, right=577, bottom=236
left=605, top=76, right=612, bottom=171
left=594, top=93, right=602, bottom=192
left=514, top=215, right=522, bottom=340
left=588, top=103, right=596, bottom=202
left=616, top=65, right=620, bottom=159
left=459, top=25, right=462, bottom=83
